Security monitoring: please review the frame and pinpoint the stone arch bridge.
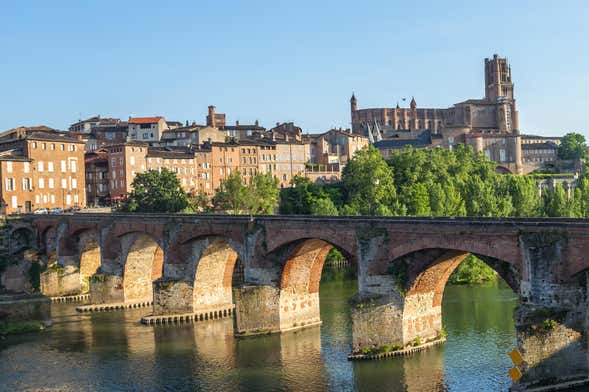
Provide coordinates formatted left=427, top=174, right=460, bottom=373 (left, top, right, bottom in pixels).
left=12, top=213, right=589, bottom=389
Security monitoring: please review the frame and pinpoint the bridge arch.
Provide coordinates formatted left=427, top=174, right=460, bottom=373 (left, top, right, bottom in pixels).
left=267, top=238, right=355, bottom=332
left=121, top=232, right=164, bottom=303
left=352, top=247, right=521, bottom=353
left=9, top=227, right=36, bottom=255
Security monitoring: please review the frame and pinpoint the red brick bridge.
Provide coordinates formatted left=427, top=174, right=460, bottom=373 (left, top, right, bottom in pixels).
left=10, top=213, right=589, bottom=389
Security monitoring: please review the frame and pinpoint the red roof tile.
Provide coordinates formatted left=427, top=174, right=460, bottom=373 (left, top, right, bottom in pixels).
left=129, top=116, right=163, bottom=124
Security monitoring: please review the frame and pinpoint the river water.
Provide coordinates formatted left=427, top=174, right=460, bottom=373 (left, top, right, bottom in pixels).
left=0, top=271, right=518, bottom=391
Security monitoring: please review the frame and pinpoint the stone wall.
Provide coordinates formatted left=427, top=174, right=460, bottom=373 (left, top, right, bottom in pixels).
left=351, top=296, right=404, bottom=353
left=153, top=279, right=194, bottom=315
left=234, top=285, right=280, bottom=335
left=40, top=265, right=81, bottom=297
left=89, top=274, right=124, bottom=304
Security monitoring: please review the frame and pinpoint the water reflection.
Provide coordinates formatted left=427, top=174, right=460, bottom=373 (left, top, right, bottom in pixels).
left=0, top=272, right=518, bottom=391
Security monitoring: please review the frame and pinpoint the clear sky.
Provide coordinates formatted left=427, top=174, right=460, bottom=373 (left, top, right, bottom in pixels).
left=2, top=0, right=589, bottom=136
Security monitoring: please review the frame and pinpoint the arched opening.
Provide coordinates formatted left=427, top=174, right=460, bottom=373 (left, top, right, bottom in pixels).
left=495, top=165, right=512, bottom=174
left=4, top=228, right=40, bottom=293
left=9, top=227, right=35, bottom=255
left=277, top=238, right=356, bottom=332
left=188, top=237, right=239, bottom=313
left=382, top=248, right=519, bottom=372
left=122, top=233, right=163, bottom=303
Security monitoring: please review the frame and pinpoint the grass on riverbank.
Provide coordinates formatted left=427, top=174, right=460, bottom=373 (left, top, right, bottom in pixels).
left=0, top=322, right=45, bottom=337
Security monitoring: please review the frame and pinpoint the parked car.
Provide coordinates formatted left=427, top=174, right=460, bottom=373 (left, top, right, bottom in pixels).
left=50, top=208, right=63, bottom=214
left=33, top=208, right=49, bottom=214
left=65, top=206, right=82, bottom=213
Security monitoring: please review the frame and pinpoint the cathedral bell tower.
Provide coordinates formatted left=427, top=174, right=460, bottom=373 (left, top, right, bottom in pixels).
left=484, top=54, right=514, bottom=102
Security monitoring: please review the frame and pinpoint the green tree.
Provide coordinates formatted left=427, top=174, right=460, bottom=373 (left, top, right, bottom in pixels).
left=248, top=173, right=279, bottom=214
left=120, top=169, right=189, bottom=213
left=558, top=132, right=587, bottom=160
left=502, top=175, right=540, bottom=217
left=542, top=183, right=571, bottom=217
left=212, top=171, right=249, bottom=213
left=341, top=145, right=396, bottom=215
left=214, top=172, right=279, bottom=214
left=310, top=197, right=339, bottom=216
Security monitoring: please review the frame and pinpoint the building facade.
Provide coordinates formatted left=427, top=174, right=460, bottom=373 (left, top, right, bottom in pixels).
left=0, top=130, right=86, bottom=214
left=128, top=117, right=168, bottom=142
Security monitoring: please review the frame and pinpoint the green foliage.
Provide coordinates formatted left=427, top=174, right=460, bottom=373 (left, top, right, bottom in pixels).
left=542, top=319, right=557, bottom=331
left=120, top=169, right=190, bottom=213
left=411, top=336, right=422, bottom=346
left=448, top=255, right=497, bottom=284
left=542, top=183, right=571, bottom=217
left=387, top=261, right=408, bottom=295
left=359, top=343, right=404, bottom=356
left=341, top=145, right=397, bottom=215
left=0, top=321, right=45, bottom=336
left=558, top=132, right=587, bottom=160
left=213, top=172, right=279, bottom=214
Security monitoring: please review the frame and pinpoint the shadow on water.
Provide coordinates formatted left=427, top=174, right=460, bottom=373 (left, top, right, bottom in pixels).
left=0, top=270, right=518, bottom=391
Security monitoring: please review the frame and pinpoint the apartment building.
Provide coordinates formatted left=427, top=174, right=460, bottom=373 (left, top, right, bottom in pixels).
left=128, top=116, right=168, bottom=142
left=195, top=147, right=213, bottom=196
left=145, top=148, right=198, bottom=193
left=85, top=149, right=109, bottom=206
left=0, top=130, right=86, bottom=213
left=210, top=141, right=240, bottom=191
left=106, top=142, right=149, bottom=197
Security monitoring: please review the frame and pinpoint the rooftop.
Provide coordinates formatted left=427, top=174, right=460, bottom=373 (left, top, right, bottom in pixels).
left=129, top=116, right=164, bottom=124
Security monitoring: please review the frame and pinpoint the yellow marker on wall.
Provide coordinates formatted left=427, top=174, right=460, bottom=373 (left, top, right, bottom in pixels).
left=509, top=366, right=523, bottom=381
left=509, top=349, right=524, bottom=365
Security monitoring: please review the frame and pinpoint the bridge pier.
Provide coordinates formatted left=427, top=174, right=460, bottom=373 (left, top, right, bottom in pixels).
left=234, top=285, right=281, bottom=335
left=40, top=254, right=86, bottom=297
left=511, top=233, right=589, bottom=390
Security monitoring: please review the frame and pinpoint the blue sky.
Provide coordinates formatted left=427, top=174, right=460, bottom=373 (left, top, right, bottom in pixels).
left=2, top=0, right=588, bottom=136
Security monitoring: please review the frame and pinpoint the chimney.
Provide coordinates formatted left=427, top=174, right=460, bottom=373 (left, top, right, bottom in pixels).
left=207, top=105, right=216, bottom=127
left=236, top=120, right=239, bottom=126
left=255, top=120, right=259, bottom=126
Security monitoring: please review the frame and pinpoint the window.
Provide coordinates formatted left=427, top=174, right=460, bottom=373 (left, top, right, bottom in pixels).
left=23, top=178, right=32, bottom=190
left=61, top=179, right=67, bottom=189
left=5, top=178, right=15, bottom=191
left=61, top=160, right=67, bottom=172
left=11, top=195, right=17, bottom=208
left=73, top=194, right=78, bottom=203
left=499, top=149, right=506, bottom=162
left=130, top=156, right=135, bottom=165
left=60, top=144, right=65, bottom=151
left=35, top=195, right=40, bottom=204
left=50, top=194, right=55, bottom=203
left=6, top=162, right=13, bottom=173
left=38, top=161, right=44, bottom=172
left=71, top=179, right=77, bottom=189
left=31, top=142, right=37, bottom=149
left=66, top=194, right=71, bottom=205
left=48, top=178, right=54, bottom=189
left=47, top=162, right=54, bottom=172
left=50, top=144, right=55, bottom=150
left=41, top=143, right=46, bottom=150
left=38, top=178, right=44, bottom=189
left=70, top=160, right=77, bottom=172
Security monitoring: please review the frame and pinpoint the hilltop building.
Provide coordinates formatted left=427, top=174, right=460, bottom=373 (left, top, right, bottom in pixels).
left=353, top=54, right=524, bottom=173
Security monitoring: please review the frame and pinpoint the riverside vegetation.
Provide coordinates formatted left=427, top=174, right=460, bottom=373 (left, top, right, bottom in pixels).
left=119, top=134, right=589, bottom=284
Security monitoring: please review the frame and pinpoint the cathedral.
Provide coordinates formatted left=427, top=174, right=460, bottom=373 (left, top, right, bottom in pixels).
left=351, top=54, right=523, bottom=174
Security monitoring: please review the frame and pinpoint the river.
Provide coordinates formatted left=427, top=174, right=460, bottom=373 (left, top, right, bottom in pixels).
left=0, top=270, right=518, bottom=391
